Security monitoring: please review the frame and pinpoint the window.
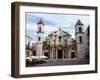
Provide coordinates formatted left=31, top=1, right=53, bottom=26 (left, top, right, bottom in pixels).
left=64, top=40, right=67, bottom=46
left=33, top=50, right=36, bottom=56
left=79, top=27, right=82, bottom=32
left=39, top=27, right=41, bottom=32
left=58, top=36, right=62, bottom=42
left=39, top=37, right=41, bottom=41
left=79, top=36, right=82, bottom=43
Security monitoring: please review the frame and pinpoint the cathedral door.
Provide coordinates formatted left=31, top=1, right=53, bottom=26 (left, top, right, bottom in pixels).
left=71, top=52, right=75, bottom=58
left=58, top=50, right=63, bottom=59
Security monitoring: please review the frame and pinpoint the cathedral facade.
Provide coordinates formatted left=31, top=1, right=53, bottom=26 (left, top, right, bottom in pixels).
left=26, top=19, right=89, bottom=61
left=44, top=28, right=76, bottom=60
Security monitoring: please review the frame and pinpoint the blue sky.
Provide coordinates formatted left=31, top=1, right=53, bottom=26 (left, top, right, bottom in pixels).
left=25, top=12, right=90, bottom=43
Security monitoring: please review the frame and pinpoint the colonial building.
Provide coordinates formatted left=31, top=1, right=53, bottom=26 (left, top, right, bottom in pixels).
left=26, top=19, right=90, bottom=61
left=25, top=36, right=33, bottom=61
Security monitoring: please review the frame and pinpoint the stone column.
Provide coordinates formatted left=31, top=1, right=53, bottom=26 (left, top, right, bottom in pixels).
left=65, top=48, right=68, bottom=59
left=68, top=50, right=70, bottom=59
left=63, top=50, right=64, bottom=59
left=50, top=47, right=52, bottom=60
left=56, top=49, right=57, bottom=60
left=52, top=48, right=54, bottom=60
left=65, top=47, right=67, bottom=59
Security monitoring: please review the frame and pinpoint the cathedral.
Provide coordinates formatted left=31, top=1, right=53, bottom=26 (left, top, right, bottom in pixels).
left=44, top=28, right=76, bottom=60
left=26, top=19, right=89, bottom=61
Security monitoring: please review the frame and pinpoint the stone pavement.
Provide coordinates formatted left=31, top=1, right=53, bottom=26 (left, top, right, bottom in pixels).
left=26, top=59, right=89, bottom=67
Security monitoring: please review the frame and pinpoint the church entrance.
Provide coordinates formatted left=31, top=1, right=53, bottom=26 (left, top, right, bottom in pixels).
left=71, top=52, right=75, bottom=58
left=44, top=52, right=49, bottom=59
left=58, top=50, right=63, bottom=59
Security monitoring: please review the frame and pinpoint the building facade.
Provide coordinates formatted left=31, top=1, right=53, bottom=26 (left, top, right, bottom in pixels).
left=25, top=36, right=33, bottom=61
left=26, top=19, right=90, bottom=61
left=44, top=28, right=76, bottom=60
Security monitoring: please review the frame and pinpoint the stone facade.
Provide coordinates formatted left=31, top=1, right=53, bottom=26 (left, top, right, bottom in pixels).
left=44, top=28, right=76, bottom=60
left=75, top=20, right=86, bottom=59
left=26, top=19, right=90, bottom=60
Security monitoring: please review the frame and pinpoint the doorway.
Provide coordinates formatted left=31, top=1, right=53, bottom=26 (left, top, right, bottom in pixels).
left=44, top=52, right=49, bottom=59
left=58, top=50, right=63, bottom=59
left=71, top=52, right=75, bottom=58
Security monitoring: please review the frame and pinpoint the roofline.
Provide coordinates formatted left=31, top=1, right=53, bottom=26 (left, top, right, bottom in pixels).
left=48, top=29, right=71, bottom=36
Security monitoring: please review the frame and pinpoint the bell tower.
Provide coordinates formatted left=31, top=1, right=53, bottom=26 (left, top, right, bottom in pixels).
left=36, top=19, right=44, bottom=57
left=75, top=19, right=85, bottom=59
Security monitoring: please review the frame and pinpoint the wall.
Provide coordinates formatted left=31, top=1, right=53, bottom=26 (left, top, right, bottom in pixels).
left=0, top=0, right=100, bottom=80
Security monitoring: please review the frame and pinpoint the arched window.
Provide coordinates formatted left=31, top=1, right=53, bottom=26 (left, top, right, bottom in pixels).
left=79, top=36, right=82, bottom=43
left=79, top=27, right=82, bottom=32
